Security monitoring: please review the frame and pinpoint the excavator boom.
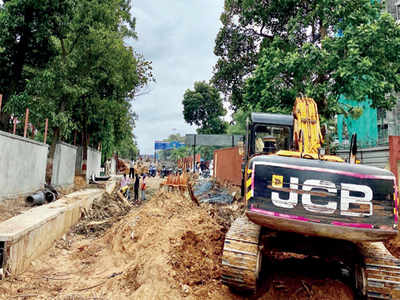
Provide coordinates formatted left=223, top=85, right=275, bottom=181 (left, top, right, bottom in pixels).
left=293, top=97, right=324, bottom=154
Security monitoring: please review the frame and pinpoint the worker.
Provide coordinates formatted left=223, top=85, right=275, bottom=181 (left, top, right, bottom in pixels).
left=140, top=174, right=147, bottom=201
left=134, top=173, right=140, bottom=204
left=105, top=158, right=111, bottom=176
left=120, top=173, right=131, bottom=200
left=129, top=157, right=135, bottom=178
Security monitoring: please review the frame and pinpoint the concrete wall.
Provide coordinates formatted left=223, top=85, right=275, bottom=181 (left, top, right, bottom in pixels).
left=0, top=131, right=48, bottom=200
left=86, top=147, right=101, bottom=181
left=51, top=142, right=77, bottom=188
left=336, top=146, right=390, bottom=169
left=74, top=146, right=102, bottom=181
left=110, top=157, right=116, bottom=175
left=213, top=147, right=243, bottom=186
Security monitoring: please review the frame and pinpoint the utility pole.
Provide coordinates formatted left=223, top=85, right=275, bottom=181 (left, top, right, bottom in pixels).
left=193, top=135, right=196, bottom=172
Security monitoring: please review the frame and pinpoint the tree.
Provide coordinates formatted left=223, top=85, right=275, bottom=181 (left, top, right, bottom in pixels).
left=169, top=147, right=191, bottom=162
left=183, top=81, right=227, bottom=134
left=0, top=0, right=74, bottom=130
left=4, top=0, right=153, bottom=162
left=214, top=0, right=400, bottom=117
left=227, top=108, right=249, bottom=136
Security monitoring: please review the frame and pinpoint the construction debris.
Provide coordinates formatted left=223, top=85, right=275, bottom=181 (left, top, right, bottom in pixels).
left=74, top=186, right=131, bottom=237
left=193, top=179, right=234, bottom=204
left=26, top=185, right=58, bottom=206
left=0, top=176, right=391, bottom=299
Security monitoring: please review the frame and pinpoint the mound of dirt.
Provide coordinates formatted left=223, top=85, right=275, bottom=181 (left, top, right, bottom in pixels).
left=384, top=232, right=400, bottom=258
left=169, top=229, right=223, bottom=286
left=0, top=177, right=356, bottom=300
left=204, top=201, right=246, bottom=232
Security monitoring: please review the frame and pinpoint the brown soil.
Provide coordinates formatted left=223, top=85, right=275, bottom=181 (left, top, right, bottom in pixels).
left=0, top=177, right=355, bottom=299
left=0, top=175, right=104, bottom=224
left=0, top=196, right=31, bottom=223
left=385, top=231, right=400, bottom=258
left=74, top=175, right=88, bottom=190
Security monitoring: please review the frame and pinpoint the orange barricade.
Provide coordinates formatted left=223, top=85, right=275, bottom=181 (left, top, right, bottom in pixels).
left=160, top=173, right=188, bottom=192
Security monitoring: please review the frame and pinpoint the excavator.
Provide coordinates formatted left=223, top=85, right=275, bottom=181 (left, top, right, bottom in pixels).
left=221, top=97, right=400, bottom=299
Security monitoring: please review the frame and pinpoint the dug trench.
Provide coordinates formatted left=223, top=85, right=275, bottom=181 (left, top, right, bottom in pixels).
left=0, top=176, right=398, bottom=299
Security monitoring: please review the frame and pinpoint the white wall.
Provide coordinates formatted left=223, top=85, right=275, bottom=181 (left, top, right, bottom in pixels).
left=51, top=142, right=77, bottom=187
left=0, top=131, right=48, bottom=200
left=86, top=147, right=101, bottom=182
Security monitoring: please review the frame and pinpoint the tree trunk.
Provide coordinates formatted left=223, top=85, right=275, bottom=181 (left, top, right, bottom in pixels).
left=0, top=112, right=10, bottom=132
left=82, top=129, right=88, bottom=161
left=49, top=127, right=60, bottom=160
left=319, top=19, right=327, bottom=40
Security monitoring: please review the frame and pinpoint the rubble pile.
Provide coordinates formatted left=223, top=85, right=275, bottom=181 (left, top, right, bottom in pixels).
left=193, top=179, right=237, bottom=205
left=73, top=189, right=131, bottom=237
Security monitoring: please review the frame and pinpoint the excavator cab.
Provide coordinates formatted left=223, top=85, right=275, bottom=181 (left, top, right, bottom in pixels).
left=244, top=100, right=397, bottom=241
left=246, top=112, right=293, bottom=158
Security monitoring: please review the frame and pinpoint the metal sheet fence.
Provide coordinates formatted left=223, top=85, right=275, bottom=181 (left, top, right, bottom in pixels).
left=213, top=147, right=243, bottom=186
left=336, top=146, right=389, bottom=169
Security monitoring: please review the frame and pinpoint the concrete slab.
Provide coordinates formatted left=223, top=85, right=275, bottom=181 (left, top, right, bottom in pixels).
left=0, top=188, right=104, bottom=275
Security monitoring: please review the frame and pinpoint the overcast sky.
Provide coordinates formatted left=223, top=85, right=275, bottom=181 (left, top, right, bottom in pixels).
left=129, top=1, right=225, bottom=154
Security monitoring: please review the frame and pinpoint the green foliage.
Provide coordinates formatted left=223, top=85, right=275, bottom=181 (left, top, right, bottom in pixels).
left=164, top=133, right=186, bottom=143
left=156, top=133, right=187, bottom=162
left=2, top=0, right=153, bottom=159
left=169, top=146, right=191, bottom=162
left=214, top=0, right=400, bottom=117
left=182, top=81, right=227, bottom=134
left=161, top=145, right=216, bottom=162
left=0, top=0, right=74, bottom=128
left=197, top=146, right=218, bottom=161
left=227, top=108, right=249, bottom=135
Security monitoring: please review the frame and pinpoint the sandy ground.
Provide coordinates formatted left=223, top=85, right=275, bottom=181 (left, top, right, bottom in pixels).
left=0, top=175, right=90, bottom=223
left=0, top=176, right=382, bottom=300
left=0, top=196, right=32, bottom=223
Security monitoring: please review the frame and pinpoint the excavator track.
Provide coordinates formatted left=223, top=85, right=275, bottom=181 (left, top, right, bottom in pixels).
left=221, top=216, right=262, bottom=292
left=359, top=242, right=400, bottom=299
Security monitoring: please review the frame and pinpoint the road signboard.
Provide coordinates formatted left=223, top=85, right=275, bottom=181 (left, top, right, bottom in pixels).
left=185, top=134, right=243, bottom=147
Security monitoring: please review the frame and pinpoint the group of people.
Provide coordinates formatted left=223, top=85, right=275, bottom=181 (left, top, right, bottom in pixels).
left=120, top=158, right=147, bottom=205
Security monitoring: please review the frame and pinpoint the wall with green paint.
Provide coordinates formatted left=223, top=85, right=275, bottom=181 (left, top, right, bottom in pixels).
left=337, top=96, right=378, bottom=148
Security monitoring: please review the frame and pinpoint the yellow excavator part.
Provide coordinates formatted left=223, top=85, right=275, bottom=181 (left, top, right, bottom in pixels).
left=293, top=97, right=324, bottom=155
left=276, top=150, right=344, bottom=162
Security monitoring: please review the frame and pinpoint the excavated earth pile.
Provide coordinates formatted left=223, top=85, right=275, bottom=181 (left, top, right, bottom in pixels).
left=74, top=186, right=131, bottom=237
left=0, top=177, right=393, bottom=299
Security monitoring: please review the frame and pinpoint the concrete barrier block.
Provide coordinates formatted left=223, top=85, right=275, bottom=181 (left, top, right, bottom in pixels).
left=0, top=189, right=104, bottom=275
